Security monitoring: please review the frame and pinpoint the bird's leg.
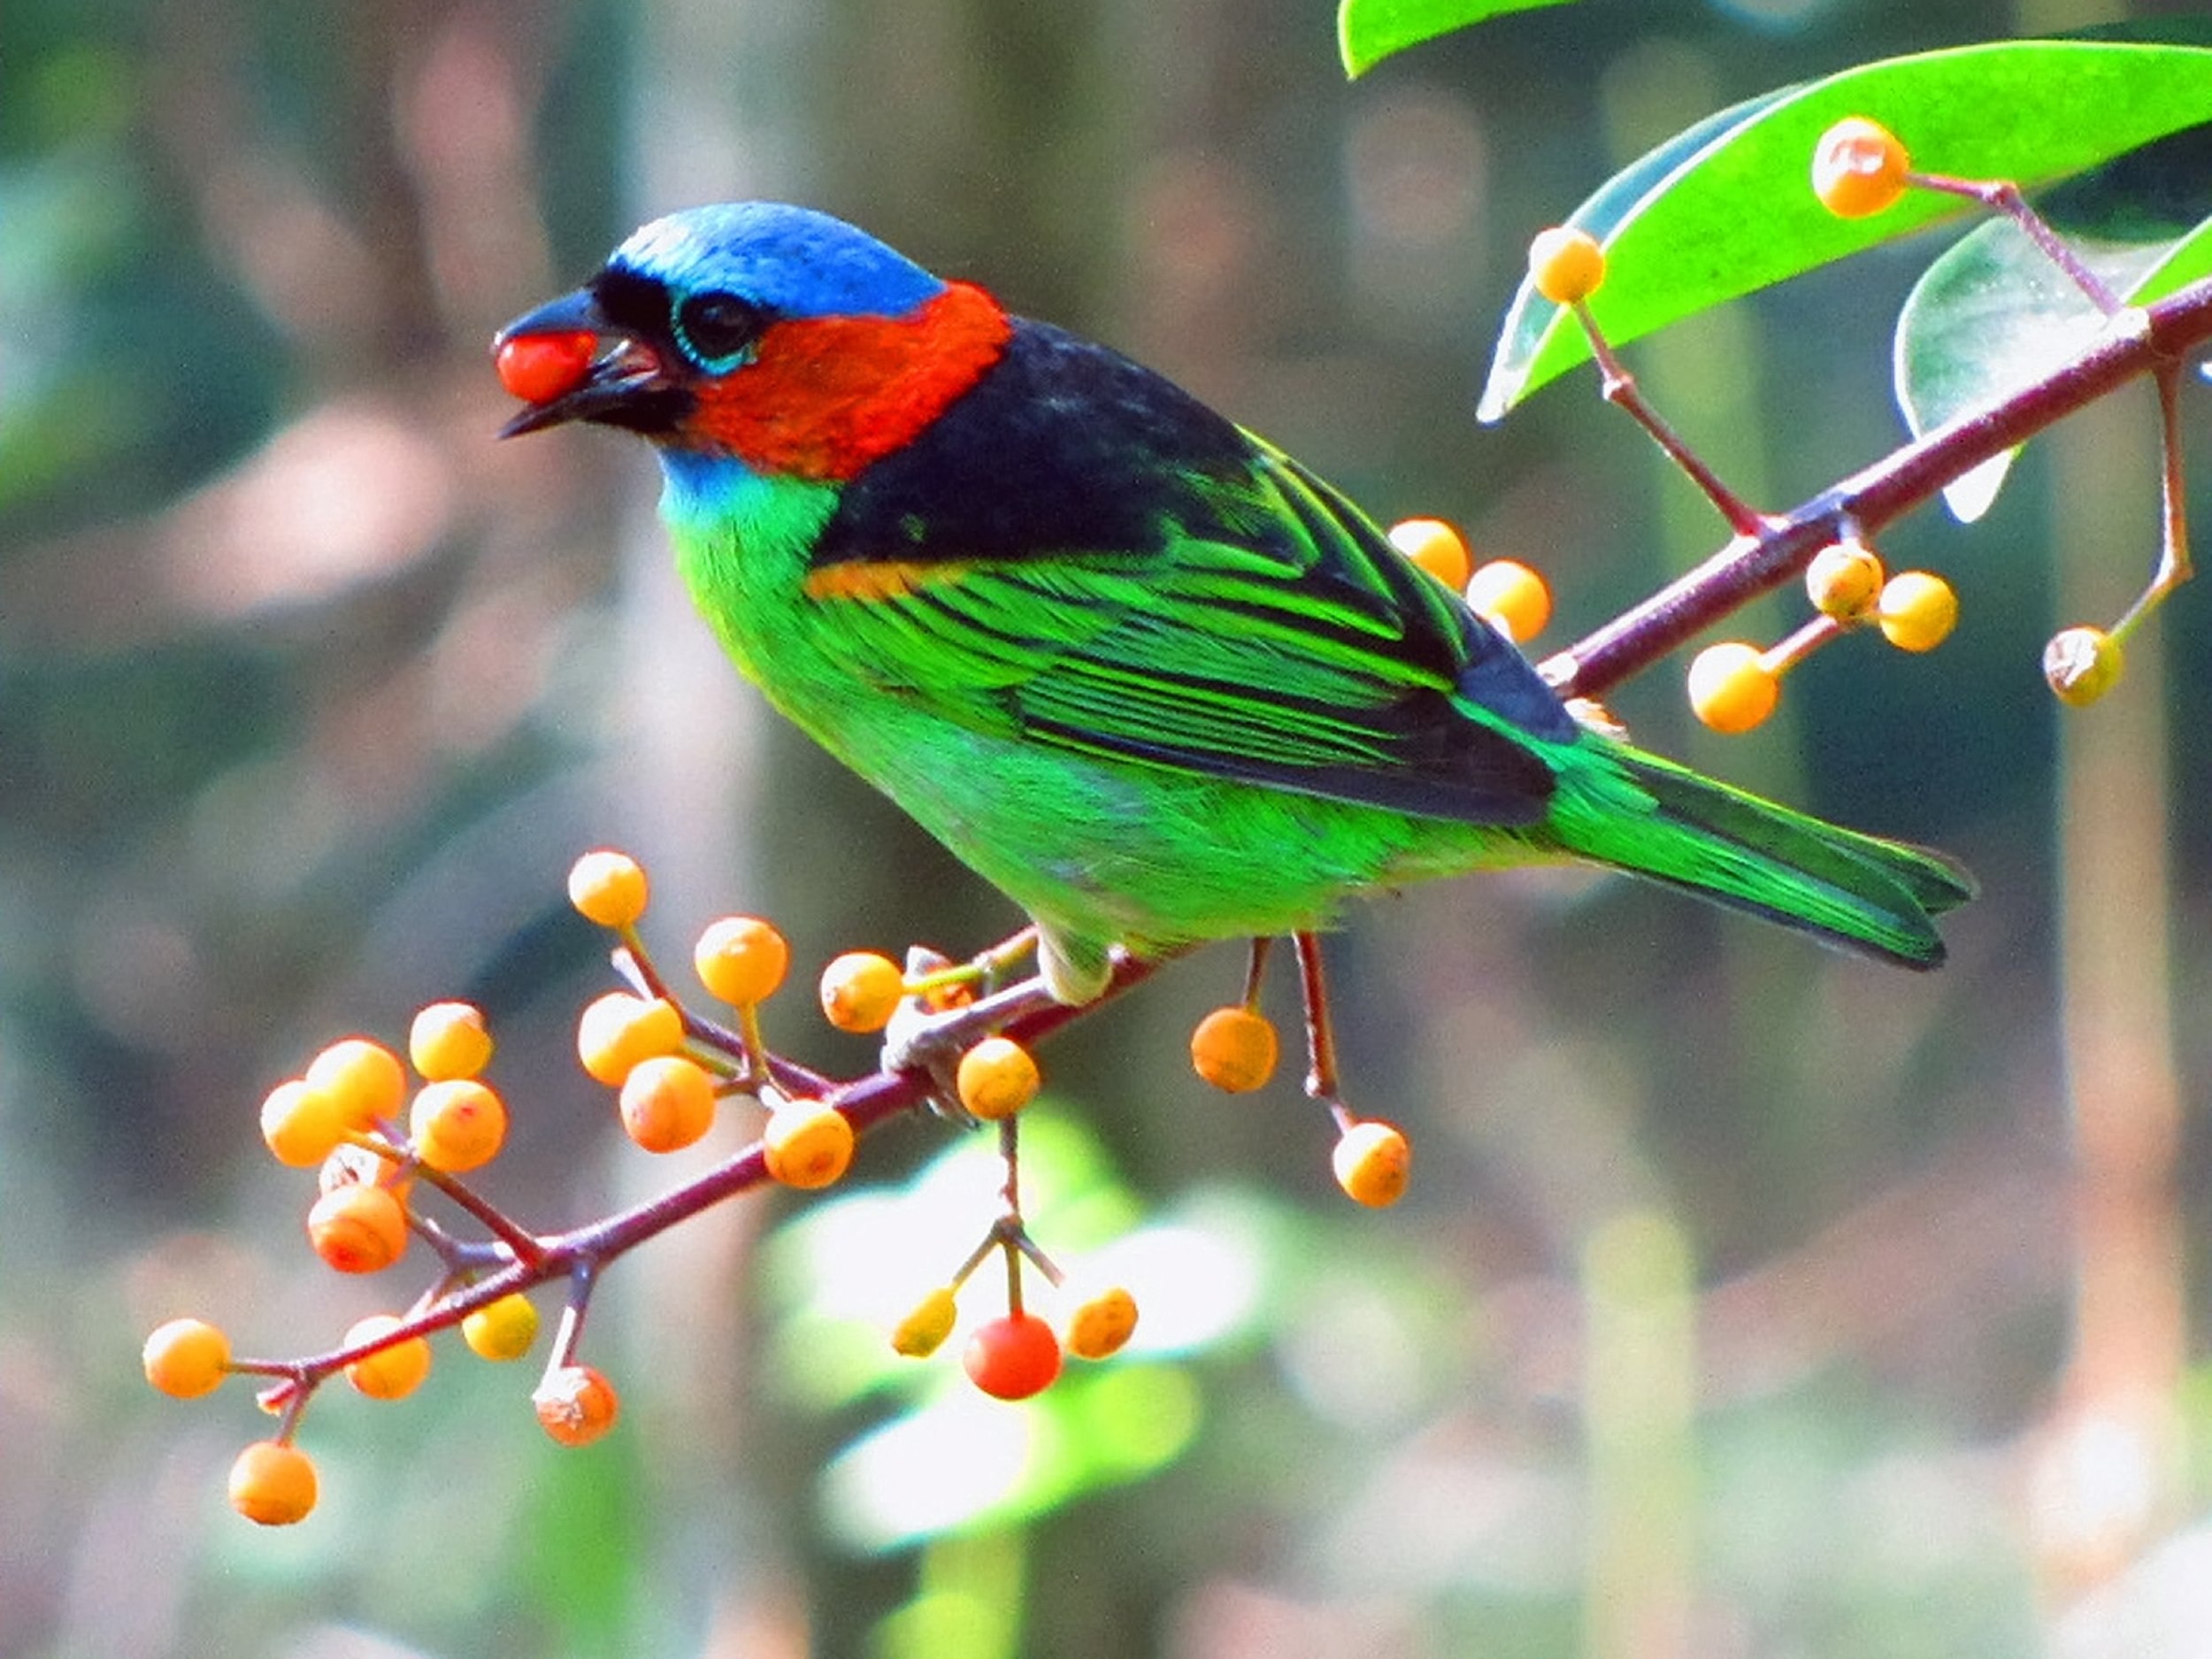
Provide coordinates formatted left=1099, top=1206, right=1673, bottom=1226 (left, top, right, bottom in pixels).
left=1291, top=931, right=1356, bottom=1132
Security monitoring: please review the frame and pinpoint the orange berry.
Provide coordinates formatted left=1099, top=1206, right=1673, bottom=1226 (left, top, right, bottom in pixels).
left=819, top=950, right=906, bottom=1033
left=306, top=1181, right=409, bottom=1274
left=342, top=1314, right=433, bottom=1401
left=1065, top=1286, right=1140, bottom=1361
left=1812, top=116, right=1910, bottom=219
left=1686, top=641, right=1780, bottom=733
left=1190, top=1006, right=1279, bottom=1094
left=1464, top=559, right=1552, bottom=643
left=142, top=1317, right=231, bottom=1399
left=1527, top=225, right=1607, bottom=305
left=574, top=991, right=684, bottom=1086
left=694, top=914, right=790, bottom=1006
left=534, top=1363, right=620, bottom=1447
left=258, top=1077, right=349, bottom=1169
left=964, top=1311, right=1062, bottom=1401
left=2044, top=625, right=2124, bottom=706
left=892, top=1286, right=960, bottom=1358
left=409, top=1000, right=493, bottom=1080
left=1806, top=539, right=1886, bottom=621
left=1876, top=571, right=1957, bottom=653
left=1387, top=518, right=1474, bottom=591
left=462, top=1293, right=541, bottom=1362
left=956, top=1036, right=1041, bottom=1120
left=567, top=849, right=648, bottom=928
left=304, top=1037, right=406, bottom=1130
left=229, top=1440, right=319, bottom=1526
left=1333, top=1119, right=1412, bottom=1208
left=762, top=1100, right=856, bottom=1189
left=618, top=1054, right=718, bottom=1153
left=409, top=1078, right=507, bottom=1172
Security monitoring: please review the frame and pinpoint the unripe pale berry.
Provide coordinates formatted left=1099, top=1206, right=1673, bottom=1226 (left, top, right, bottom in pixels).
left=1806, top=540, right=1886, bottom=622
left=1387, top=518, right=1474, bottom=591
left=229, top=1440, right=319, bottom=1526
left=306, top=1181, right=409, bottom=1274
left=534, top=1363, right=620, bottom=1447
left=142, top=1317, right=231, bottom=1399
left=1876, top=571, right=1957, bottom=653
left=2045, top=625, right=2124, bottom=706
left=409, top=1001, right=493, bottom=1081
left=259, top=1078, right=349, bottom=1169
left=956, top=1036, right=1041, bottom=1120
left=495, top=331, right=597, bottom=404
left=1687, top=641, right=1780, bottom=733
left=1464, top=559, right=1553, bottom=643
left=1333, top=1119, right=1412, bottom=1207
left=964, top=1311, right=1063, bottom=1401
left=1812, top=116, right=1910, bottom=219
left=462, top=1293, right=541, bottom=1362
left=1527, top=226, right=1607, bottom=305
left=566, top=849, right=648, bottom=928
left=304, top=1037, right=406, bottom=1130
left=409, top=1078, right=507, bottom=1172
left=319, top=1139, right=411, bottom=1202
left=575, top=991, right=684, bottom=1087
left=892, top=1286, right=960, bottom=1358
left=1065, top=1286, right=1140, bottom=1361
left=1190, top=1006, right=1279, bottom=1094
left=618, top=1054, right=718, bottom=1153
left=762, top=1100, right=856, bottom=1189
left=342, top=1314, right=433, bottom=1401
left=694, top=915, right=790, bottom=1006
left=819, top=951, right=906, bottom=1033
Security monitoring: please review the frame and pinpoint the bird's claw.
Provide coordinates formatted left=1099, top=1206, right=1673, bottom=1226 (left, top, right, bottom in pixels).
left=879, top=945, right=1062, bottom=1121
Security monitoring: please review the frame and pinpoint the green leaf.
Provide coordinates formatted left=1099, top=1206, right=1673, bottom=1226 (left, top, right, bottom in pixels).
left=1338, top=0, right=1578, bottom=78
left=1479, top=39, right=2212, bottom=421
left=1896, top=124, right=2212, bottom=519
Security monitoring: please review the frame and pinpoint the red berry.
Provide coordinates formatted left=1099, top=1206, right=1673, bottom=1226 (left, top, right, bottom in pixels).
left=963, top=1311, right=1063, bottom=1401
left=495, top=331, right=597, bottom=404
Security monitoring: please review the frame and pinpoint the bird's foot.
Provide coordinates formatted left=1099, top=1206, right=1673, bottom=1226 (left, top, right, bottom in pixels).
left=879, top=938, right=1059, bottom=1118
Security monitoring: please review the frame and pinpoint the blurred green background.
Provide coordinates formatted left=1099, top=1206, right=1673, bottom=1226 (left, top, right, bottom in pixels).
left=7, top=0, right=2212, bottom=1654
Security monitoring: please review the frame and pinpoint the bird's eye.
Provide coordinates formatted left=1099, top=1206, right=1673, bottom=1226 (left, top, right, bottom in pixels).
left=674, top=291, right=768, bottom=365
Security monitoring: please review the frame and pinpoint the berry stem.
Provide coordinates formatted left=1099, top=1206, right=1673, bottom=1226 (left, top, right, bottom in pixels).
left=1240, top=936, right=1274, bottom=1008
left=1909, top=171, right=2123, bottom=314
left=1292, top=931, right=1342, bottom=1107
left=2111, top=362, right=2193, bottom=645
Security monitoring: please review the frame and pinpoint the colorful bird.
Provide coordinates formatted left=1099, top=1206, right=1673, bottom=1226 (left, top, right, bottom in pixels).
left=496, top=203, right=1969, bottom=1004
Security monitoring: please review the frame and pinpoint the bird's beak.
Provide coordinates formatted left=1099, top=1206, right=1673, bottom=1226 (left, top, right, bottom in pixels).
left=493, top=287, right=683, bottom=439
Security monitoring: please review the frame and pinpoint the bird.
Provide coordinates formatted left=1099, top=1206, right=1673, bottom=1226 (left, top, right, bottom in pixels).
left=495, top=202, right=1970, bottom=1006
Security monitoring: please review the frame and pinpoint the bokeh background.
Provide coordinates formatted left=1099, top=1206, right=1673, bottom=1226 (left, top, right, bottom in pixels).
left=8, top=0, right=2212, bottom=1654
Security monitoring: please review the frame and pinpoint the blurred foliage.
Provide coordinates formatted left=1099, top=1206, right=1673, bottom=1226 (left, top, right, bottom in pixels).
left=7, top=0, right=2212, bottom=1656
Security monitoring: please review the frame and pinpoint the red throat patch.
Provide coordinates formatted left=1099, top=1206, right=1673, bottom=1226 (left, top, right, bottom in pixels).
left=684, top=281, right=1013, bottom=480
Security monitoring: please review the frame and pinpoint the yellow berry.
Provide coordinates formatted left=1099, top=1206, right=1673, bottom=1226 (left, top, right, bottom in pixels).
left=574, top=991, right=685, bottom=1087
left=342, top=1314, right=433, bottom=1401
left=1527, top=225, right=1607, bottom=305
left=1190, top=1006, right=1279, bottom=1094
left=1066, top=1286, right=1140, bottom=1361
left=694, top=914, right=790, bottom=1006
left=229, top=1440, right=319, bottom=1526
left=2045, top=625, right=2124, bottom=706
left=534, top=1363, right=620, bottom=1447
left=409, top=1078, right=508, bottom=1172
left=1333, top=1119, right=1412, bottom=1207
left=306, top=1181, right=409, bottom=1274
left=892, top=1286, right=960, bottom=1358
left=956, top=1036, right=1041, bottom=1120
left=1812, top=116, right=1911, bottom=219
left=304, top=1037, right=406, bottom=1131
left=142, top=1317, right=231, bottom=1399
left=409, top=1001, right=493, bottom=1080
left=1805, top=539, right=1886, bottom=621
left=762, top=1100, right=856, bottom=1189
left=819, top=950, right=907, bottom=1033
left=1877, top=570, right=1958, bottom=653
left=258, top=1078, right=349, bottom=1169
left=567, top=849, right=649, bottom=928
left=1387, top=518, right=1474, bottom=591
left=618, top=1054, right=718, bottom=1153
left=1686, top=641, right=1780, bottom=733
left=462, top=1293, right=541, bottom=1362
left=1464, top=558, right=1553, bottom=643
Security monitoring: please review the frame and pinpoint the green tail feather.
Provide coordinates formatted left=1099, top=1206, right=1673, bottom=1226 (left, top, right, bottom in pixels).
left=1552, top=741, right=1975, bottom=969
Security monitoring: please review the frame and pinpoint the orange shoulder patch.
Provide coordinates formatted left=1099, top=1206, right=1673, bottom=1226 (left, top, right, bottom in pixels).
left=802, top=559, right=972, bottom=603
